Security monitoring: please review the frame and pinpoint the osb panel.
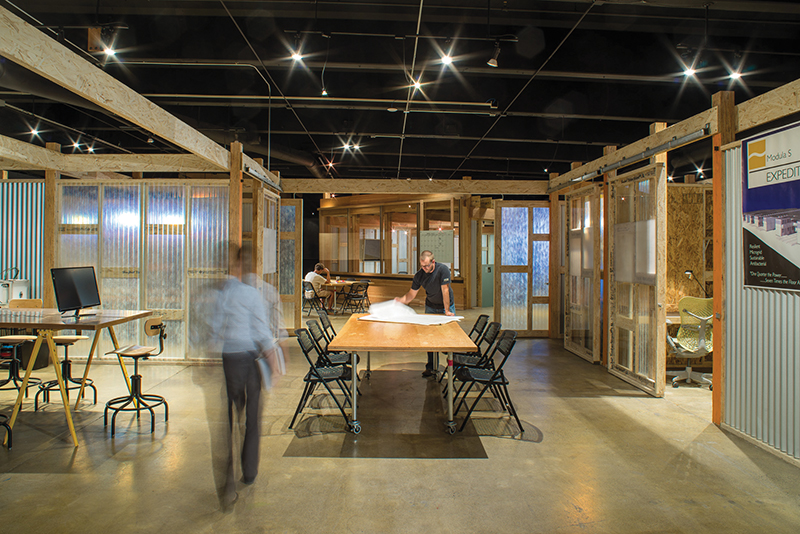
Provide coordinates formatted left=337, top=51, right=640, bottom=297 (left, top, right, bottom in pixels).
left=667, top=185, right=709, bottom=313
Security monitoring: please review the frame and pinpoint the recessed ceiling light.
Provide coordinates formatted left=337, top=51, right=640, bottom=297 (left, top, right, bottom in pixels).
left=291, top=52, right=302, bottom=61
left=104, top=47, right=116, bottom=56
left=684, top=67, right=696, bottom=76
left=31, top=128, right=39, bottom=135
left=87, top=146, right=95, bottom=153
left=413, top=80, right=421, bottom=90
left=387, top=106, right=398, bottom=112
left=352, top=144, right=360, bottom=150
left=730, top=72, right=742, bottom=80
left=321, top=88, right=328, bottom=96
left=442, top=55, right=452, bottom=65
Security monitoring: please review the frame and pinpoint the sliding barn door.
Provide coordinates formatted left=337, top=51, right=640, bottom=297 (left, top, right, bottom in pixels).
left=564, top=184, right=602, bottom=363
left=608, top=164, right=667, bottom=396
left=495, top=201, right=550, bottom=337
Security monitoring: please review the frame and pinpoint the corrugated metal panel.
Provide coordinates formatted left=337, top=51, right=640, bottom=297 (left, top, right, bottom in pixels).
left=0, top=181, right=44, bottom=299
left=724, top=147, right=800, bottom=459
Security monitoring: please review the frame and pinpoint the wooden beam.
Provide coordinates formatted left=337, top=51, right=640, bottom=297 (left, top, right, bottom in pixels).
left=0, top=135, right=223, bottom=173
left=737, top=76, right=798, bottom=132
left=242, top=153, right=281, bottom=190
left=712, top=91, right=736, bottom=426
left=284, top=178, right=549, bottom=195
left=0, top=7, right=229, bottom=171
left=549, top=108, right=718, bottom=192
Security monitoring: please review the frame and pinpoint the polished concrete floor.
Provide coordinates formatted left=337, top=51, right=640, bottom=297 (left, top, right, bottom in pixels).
left=2, top=307, right=799, bottom=533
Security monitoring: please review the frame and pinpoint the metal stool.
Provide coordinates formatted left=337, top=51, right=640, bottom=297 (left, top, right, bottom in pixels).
left=104, top=319, right=169, bottom=437
left=0, top=335, right=42, bottom=398
left=35, top=335, right=94, bottom=410
left=0, top=413, right=11, bottom=449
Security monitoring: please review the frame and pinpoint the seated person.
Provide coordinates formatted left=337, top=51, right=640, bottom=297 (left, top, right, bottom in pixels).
left=304, top=263, right=334, bottom=310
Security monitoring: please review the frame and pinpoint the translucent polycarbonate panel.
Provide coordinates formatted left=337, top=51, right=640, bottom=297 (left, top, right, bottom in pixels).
left=531, top=303, right=548, bottom=331
left=59, top=235, right=98, bottom=270
left=636, top=284, right=656, bottom=379
left=188, top=278, right=224, bottom=359
left=570, top=198, right=581, bottom=230
left=531, top=241, right=549, bottom=296
left=101, top=185, right=140, bottom=319
left=616, top=184, right=633, bottom=225
left=569, top=230, right=582, bottom=277
left=531, top=207, right=549, bottom=234
left=1, top=181, right=44, bottom=299
left=189, top=186, right=228, bottom=271
left=600, top=193, right=605, bottom=271
left=162, top=319, right=186, bottom=359
left=242, top=202, right=253, bottom=233
left=281, top=301, right=295, bottom=331
left=583, top=277, right=594, bottom=351
left=279, top=239, right=295, bottom=295
left=617, top=282, right=633, bottom=319
left=582, top=226, right=594, bottom=271
left=60, top=185, right=98, bottom=224
left=617, top=327, right=632, bottom=370
left=635, top=178, right=657, bottom=285
left=500, top=272, right=528, bottom=330
left=501, top=207, right=528, bottom=266
left=146, top=186, right=185, bottom=310
left=280, top=205, right=296, bottom=232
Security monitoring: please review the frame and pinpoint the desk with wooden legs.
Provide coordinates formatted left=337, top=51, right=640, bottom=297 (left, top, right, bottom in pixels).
left=327, top=313, right=477, bottom=434
left=0, top=308, right=152, bottom=447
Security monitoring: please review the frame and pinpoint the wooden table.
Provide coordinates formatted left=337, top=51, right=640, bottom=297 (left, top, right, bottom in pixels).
left=0, top=308, right=152, bottom=447
left=322, top=280, right=355, bottom=309
left=327, top=313, right=477, bottom=434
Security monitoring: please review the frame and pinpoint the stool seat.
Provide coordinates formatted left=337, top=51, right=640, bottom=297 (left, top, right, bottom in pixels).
left=0, top=335, right=38, bottom=344
left=110, top=344, right=157, bottom=358
left=52, top=335, right=89, bottom=345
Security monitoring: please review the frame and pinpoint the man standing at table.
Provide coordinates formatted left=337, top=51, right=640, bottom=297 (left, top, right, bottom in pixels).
left=304, top=263, right=334, bottom=311
left=395, top=250, right=455, bottom=377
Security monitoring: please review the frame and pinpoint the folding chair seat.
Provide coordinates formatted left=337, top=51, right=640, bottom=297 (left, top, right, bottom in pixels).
left=289, top=329, right=355, bottom=431
left=453, top=330, right=522, bottom=433
left=440, top=320, right=500, bottom=387
left=302, top=280, right=324, bottom=316
left=306, top=320, right=361, bottom=369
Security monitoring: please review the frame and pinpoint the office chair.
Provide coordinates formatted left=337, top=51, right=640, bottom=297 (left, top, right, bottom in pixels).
left=104, top=318, right=169, bottom=437
left=667, top=296, right=713, bottom=389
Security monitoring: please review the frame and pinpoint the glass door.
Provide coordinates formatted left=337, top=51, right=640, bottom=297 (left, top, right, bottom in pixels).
left=494, top=201, right=550, bottom=337
left=608, top=164, right=667, bottom=396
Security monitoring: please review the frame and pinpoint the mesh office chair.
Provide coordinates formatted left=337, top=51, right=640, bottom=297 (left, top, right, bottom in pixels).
left=104, top=318, right=169, bottom=437
left=667, top=296, right=713, bottom=389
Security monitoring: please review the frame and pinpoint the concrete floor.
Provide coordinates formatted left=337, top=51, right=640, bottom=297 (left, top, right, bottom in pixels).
left=2, top=307, right=799, bottom=533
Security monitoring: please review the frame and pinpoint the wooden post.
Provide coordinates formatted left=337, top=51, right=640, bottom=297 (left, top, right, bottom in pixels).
left=42, top=143, right=60, bottom=308
left=549, top=178, right=561, bottom=339
left=712, top=91, right=736, bottom=426
left=252, top=178, right=264, bottom=278
left=602, top=146, right=617, bottom=366
left=460, top=195, right=471, bottom=310
left=229, top=141, right=244, bottom=274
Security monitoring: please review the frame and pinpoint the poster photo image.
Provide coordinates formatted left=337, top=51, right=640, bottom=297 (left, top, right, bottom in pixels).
left=742, top=121, right=800, bottom=291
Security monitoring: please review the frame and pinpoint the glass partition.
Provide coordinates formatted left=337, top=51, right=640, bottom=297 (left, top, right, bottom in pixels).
left=319, top=210, right=347, bottom=272
left=424, top=201, right=459, bottom=275
left=353, top=210, right=382, bottom=273
left=386, top=205, right=417, bottom=274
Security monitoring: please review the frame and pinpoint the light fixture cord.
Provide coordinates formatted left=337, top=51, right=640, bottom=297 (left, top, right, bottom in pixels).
left=448, top=0, right=597, bottom=179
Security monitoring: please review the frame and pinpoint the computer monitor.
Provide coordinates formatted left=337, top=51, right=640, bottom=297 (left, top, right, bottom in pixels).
left=51, top=266, right=101, bottom=316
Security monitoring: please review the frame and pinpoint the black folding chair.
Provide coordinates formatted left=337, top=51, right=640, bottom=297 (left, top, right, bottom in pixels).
left=302, top=280, right=324, bottom=316
left=289, top=329, right=354, bottom=431
left=453, top=330, right=522, bottom=433
left=359, top=279, right=371, bottom=308
left=317, top=309, right=337, bottom=343
left=338, top=282, right=368, bottom=314
left=440, top=320, right=500, bottom=386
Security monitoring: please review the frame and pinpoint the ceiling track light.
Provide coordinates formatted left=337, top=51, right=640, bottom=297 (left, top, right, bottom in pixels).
left=487, top=42, right=500, bottom=68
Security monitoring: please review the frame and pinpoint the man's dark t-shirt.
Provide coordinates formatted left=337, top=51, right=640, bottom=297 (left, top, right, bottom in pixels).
left=411, top=262, right=454, bottom=310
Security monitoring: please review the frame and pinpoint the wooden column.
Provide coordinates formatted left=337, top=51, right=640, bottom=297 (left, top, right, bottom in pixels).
left=252, top=179, right=265, bottom=277
left=602, top=145, right=617, bottom=366
left=460, top=195, right=472, bottom=309
left=712, top=91, right=736, bottom=425
left=42, top=142, right=60, bottom=307
left=228, top=141, right=244, bottom=274
left=548, top=177, right=561, bottom=339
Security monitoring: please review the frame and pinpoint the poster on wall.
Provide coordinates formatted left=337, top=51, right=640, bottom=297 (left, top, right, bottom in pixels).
left=742, top=121, right=800, bottom=291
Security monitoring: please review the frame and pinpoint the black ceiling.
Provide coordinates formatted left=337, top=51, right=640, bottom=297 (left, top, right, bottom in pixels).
left=3, top=0, right=800, bottom=183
